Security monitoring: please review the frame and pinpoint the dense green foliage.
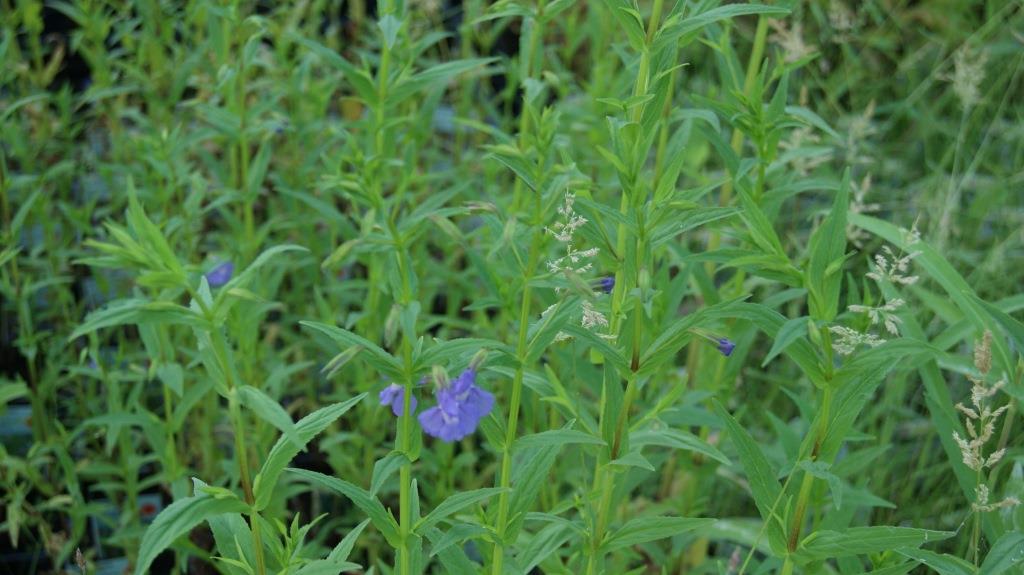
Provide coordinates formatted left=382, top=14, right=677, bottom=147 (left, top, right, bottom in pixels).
left=1, top=1, right=1022, bottom=574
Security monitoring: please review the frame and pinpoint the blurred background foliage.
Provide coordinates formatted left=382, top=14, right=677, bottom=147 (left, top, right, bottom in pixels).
left=1, top=0, right=1022, bottom=573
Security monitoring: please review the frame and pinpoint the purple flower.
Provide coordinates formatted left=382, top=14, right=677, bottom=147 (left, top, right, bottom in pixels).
left=379, top=383, right=416, bottom=417
left=599, top=276, right=615, bottom=294
left=418, top=368, right=494, bottom=442
left=206, top=261, right=234, bottom=287
left=716, top=338, right=736, bottom=357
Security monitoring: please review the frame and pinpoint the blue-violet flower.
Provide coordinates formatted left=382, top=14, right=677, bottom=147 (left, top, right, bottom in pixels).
left=206, top=261, right=234, bottom=287
left=379, top=383, right=416, bottom=416
left=418, top=368, right=494, bottom=442
left=716, top=337, right=736, bottom=357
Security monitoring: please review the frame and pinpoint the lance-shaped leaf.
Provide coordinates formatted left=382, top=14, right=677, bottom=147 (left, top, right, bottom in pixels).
left=252, top=394, right=365, bottom=510
left=237, top=385, right=301, bottom=449
left=712, top=400, right=787, bottom=553
left=603, top=516, right=714, bottom=552
left=287, top=468, right=401, bottom=547
left=798, top=526, right=952, bottom=560
left=301, top=321, right=404, bottom=380
left=134, top=483, right=250, bottom=575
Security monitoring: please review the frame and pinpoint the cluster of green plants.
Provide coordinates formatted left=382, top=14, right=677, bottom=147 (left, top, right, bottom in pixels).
left=1, top=0, right=1022, bottom=574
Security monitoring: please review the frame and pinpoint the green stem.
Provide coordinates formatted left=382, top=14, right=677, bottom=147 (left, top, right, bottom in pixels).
left=708, top=11, right=771, bottom=255
left=228, top=388, right=266, bottom=575
left=587, top=374, right=640, bottom=575
left=786, top=386, right=833, bottom=553
left=190, top=286, right=266, bottom=575
left=391, top=227, right=416, bottom=575
left=585, top=3, right=663, bottom=571
left=511, top=0, right=546, bottom=213
left=490, top=212, right=542, bottom=575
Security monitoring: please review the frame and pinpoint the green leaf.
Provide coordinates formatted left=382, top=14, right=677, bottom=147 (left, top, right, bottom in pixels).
left=513, top=429, right=605, bottom=452
left=850, top=214, right=1015, bottom=388
left=799, top=527, right=953, bottom=560
left=416, top=337, right=511, bottom=371
left=971, top=295, right=1024, bottom=360
left=301, top=321, right=404, bottom=380
left=208, top=513, right=255, bottom=575
left=252, top=394, right=365, bottom=510
left=293, top=560, right=362, bottom=575
left=506, top=423, right=578, bottom=542
left=796, top=460, right=843, bottom=509
left=712, top=400, right=786, bottom=551
left=217, top=245, right=309, bottom=306
left=377, top=14, right=401, bottom=50
left=601, top=1, right=646, bottom=51
left=287, top=468, right=401, bottom=547
left=156, top=362, right=184, bottom=397
left=786, top=105, right=840, bottom=140
left=896, top=548, right=974, bottom=575
left=609, top=449, right=654, bottom=472
left=818, top=339, right=935, bottom=462
left=737, top=186, right=786, bottom=257
left=370, top=451, right=406, bottom=496
left=979, top=531, right=1024, bottom=575
left=637, top=297, right=747, bottom=378
left=291, top=34, right=378, bottom=104
left=415, top=488, right=506, bottom=533
left=486, top=144, right=538, bottom=193
left=762, top=316, right=810, bottom=367
left=0, top=381, right=29, bottom=407
left=603, top=516, right=714, bottom=552
left=134, top=483, right=250, bottom=575
left=428, top=523, right=489, bottom=558
left=327, top=518, right=371, bottom=563
left=630, top=427, right=730, bottom=465
left=854, top=564, right=916, bottom=575
left=70, top=299, right=205, bottom=341
left=654, top=4, right=790, bottom=52
left=806, top=170, right=849, bottom=321
left=393, top=58, right=497, bottom=104
left=422, top=526, right=479, bottom=575
left=236, top=386, right=301, bottom=449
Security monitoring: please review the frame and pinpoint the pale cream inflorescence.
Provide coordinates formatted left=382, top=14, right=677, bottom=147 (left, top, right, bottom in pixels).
left=953, top=332, right=1019, bottom=512
left=828, top=325, right=885, bottom=356
left=866, top=245, right=920, bottom=286
left=847, top=298, right=905, bottom=336
left=544, top=191, right=611, bottom=340
left=846, top=175, right=881, bottom=247
left=546, top=192, right=599, bottom=276
left=769, top=20, right=817, bottom=64
left=947, top=44, right=988, bottom=110
left=831, top=224, right=921, bottom=355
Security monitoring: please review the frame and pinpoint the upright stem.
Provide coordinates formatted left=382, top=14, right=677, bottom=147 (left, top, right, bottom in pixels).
left=490, top=200, right=542, bottom=575
left=191, top=289, right=266, bottom=575
left=587, top=4, right=663, bottom=572
left=587, top=373, right=640, bottom=575
left=511, top=0, right=546, bottom=213
left=229, top=4, right=254, bottom=258
left=786, top=386, right=833, bottom=554
left=707, top=12, right=771, bottom=254
left=392, top=225, right=416, bottom=575
left=228, top=393, right=265, bottom=575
